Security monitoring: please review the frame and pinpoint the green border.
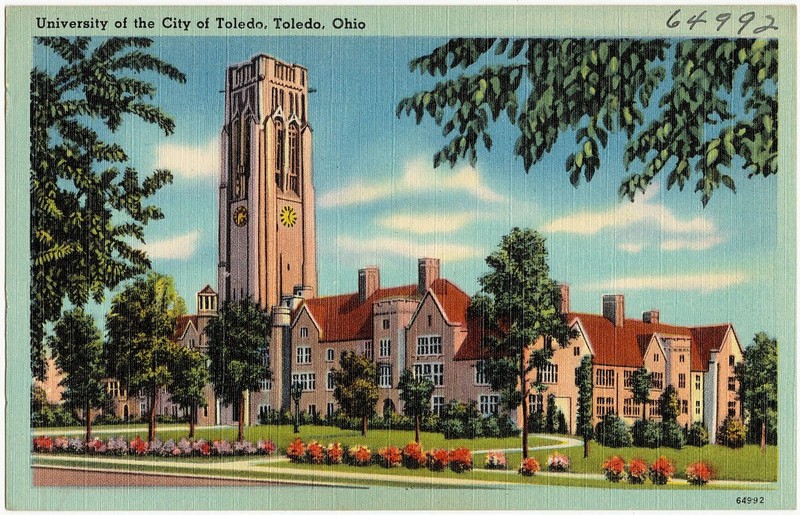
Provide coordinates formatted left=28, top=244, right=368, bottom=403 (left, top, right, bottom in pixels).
left=6, top=4, right=797, bottom=510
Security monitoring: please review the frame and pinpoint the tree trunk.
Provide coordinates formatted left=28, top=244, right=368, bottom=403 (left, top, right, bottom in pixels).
left=361, top=415, right=368, bottom=437
left=414, top=415, right=421, bottom=444
left=521, top=358, right=529, bottom=459
left=85, top=399, right=92, bottom=443
left=238, top=393, right=245, bottom=442
left=189, top=403, right=196, bottom=439
left=583, top=435, right=589, bottom=459
left=761, top=421, right=766, bottom=453
left=148, top=386, right=158, bottom=443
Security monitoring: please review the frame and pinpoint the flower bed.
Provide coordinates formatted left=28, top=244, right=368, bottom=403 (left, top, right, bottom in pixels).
left=649, top=456, right=676, bottom=485
left=547, top=452, right=571, bottom=472
left=378, top=446, right=402, bottom=468
left=686, top=461, right=713, bottom=486
left=427, top=448, right=450, bottom=472
left=601, top=456, right=626, bottom=483
left=626, top=458, right=648, bottom=484
left=402, top=442, right=427, bottom=469
left=348, top=445, right=372, bottom=466
left=286, top=438, right=305, bottom=462
left=484, top=451, right=508, bottom=470
left=518, top=457, right=540, bottom=477
left=326, top=442, right=344, bottom=465
left=32, top=436, right=276, bottom=458
left=306, top=441, right=325, bottom=464
left=448, top=447, right=473, bottom=473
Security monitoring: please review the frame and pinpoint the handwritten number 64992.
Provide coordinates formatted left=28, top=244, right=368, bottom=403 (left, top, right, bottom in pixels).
left=666, top=9, right=779, bottom=34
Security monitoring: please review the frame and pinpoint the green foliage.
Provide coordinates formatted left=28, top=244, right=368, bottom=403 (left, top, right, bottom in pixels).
left=687, top=422, right=709, bottom=447
left=48, top=308, right=107, bottom=435
left=594, top=412, right=632, bottom=448
left=575, top=355, right=594, bottom=443
left=30, top=37, right=185, bottom=378
left=631, top=367, right=652, bottom=420
left=717, top=417, right=746, bottom=449
left=31, top=385, right=78, bottom=427
left=168, top=345, right=210, bottom=415
left=528, top=409, right=545, bottom=433
left=737, top=332, right=778, bottom=445
left=397, top=369, right=434, bottom=420
left=481, top=415, right=500, bottom=437
left=632, top=419, right=662, bottom=448
left=398, top=38, right=777, bottom=208
left=437, top=400, right=485, bottom=439
left=545, top=393, right=558, bottom=433
left=332, top=351, right=379, bottom=432
left=205, top=298, right=271, bottom=406
left=658, top=384, right=680, bottom=424
left=660, top=420, right=686, bottom=449
left=439, top=419, right=466, bottom=440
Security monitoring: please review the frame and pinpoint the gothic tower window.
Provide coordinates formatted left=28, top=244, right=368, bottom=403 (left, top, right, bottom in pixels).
left=230, top=115, right=250, bottom=200
left=274, top=119, right=285, bottom=189
left=287, top=123, right=300, bottom=194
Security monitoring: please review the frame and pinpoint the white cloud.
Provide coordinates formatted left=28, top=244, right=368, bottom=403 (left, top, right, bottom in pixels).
left=541, top=184, right=722, bottom=251
left=319, top=157, right=505, bottom=208
left=378, top=211, right=490, bottom=234
left=584, top=272, right=748, bottom=293
left=338, top=235, right=484, bottom=262
left=155, top=140, right=219, bottom=179
left=135, top=231, right=200, bottom=260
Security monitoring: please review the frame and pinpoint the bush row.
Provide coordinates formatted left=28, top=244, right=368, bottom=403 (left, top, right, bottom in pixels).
left=602, top=455, right=713, bottom=486
left=32, top=435, right=277, bottom=457
left=594, top=413, right=740, bottom=449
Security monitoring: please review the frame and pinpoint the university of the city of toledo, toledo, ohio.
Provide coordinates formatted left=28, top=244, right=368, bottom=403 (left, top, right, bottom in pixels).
left=83, top=53, right=744, bottom=443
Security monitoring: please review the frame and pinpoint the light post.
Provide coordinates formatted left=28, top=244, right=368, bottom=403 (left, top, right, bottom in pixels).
left=291, top=382, right=303, bottom=434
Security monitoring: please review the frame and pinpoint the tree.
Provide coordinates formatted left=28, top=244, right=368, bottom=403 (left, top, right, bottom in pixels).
left=48, top=308, right=107, bottom=441
left=658, top=384, right=680, bottom=424
left=631, top=367, right=652, bottom=421
left=30, top=37, right=185, bottom=379
left=205, top=298, right=271, bottom=442
left=398, top=38, right=777, bottom=208
left=575, top=355, right=593, bottom=458
left=397, top=368, right=435, bottom=444
left=332, top=351, right=379, bottom=437
left=736, top=332, right=778, bottom=450
left=169, top=345, right=210, bottom=439
left=469, top=228, right=574, bottom=459
left=105, top=273, right=186, bottom=442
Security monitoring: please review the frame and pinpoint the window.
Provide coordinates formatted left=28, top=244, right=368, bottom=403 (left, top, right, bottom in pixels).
left=538, top=363, right=558, bottom=384
left=378, top=364, right=392, bottom=388
left=427, top=315, right=433, bottom=327
left=544, top=336, right=553, bottom=351
left=274, top=120, right=285, bottom=189
left=729, top=355, right=735, bottom=367
left=431, top=396, right=445, bottom=416
left=529, top=394, right=544, bottom=414
left=379, top=338, right=391, bottom=358
left=382, top=319, right=390, bottom=330
left=623, top=398, right=640, bottom=417
left=327, top=402, right=335, bottom=418
left=296, top=346, right=311, bottom=364
left=695, top=375, right=701, bottom=390
left=651, top=372, right=664, bottom=390
left=728, top=401, right=737, bottom=418
left=287, top=124, right=300, bottom=194
left=475, top=360, right=489, bottom=386
left=203, top=405, right=208, bottom=418
left=414, top=363, right=444, bottom=386
left=573, top=346, right=580, bottom=356
left=299, top=327, right=309, bottom=338
left=326, top=371, right=335, bottom=391
left=653, top=353, right=659, bottom=362
left=364, top=341, right=373, bottom=360
left=260, top=348, right=272, bottom=390
left=623, top=370, right=633, bottom=389
left=479, top=395, right=500, bottom=416
left=258, top=404, right=271, bottom=419
left=678, top=373, right=686, bottom=389
left=679, top=354, right=685, bottom=363
left=681, top=399, right=688, bottom=414
left=308, top=404, right=317, bottom=417
left=728, top=376, right=736, bottom=391
left=326, top=348, right=335, bottom=362
left=596, top=368, right=615, bottom=387
left=416, top=335, right=442, bottom=356
left=695, top=400, right=701, bottom=415
left=596, top=396, right=615, bottom=417
left=291, top=373, right=316, bottom=391
left=107, top=381, right=120, bottom=398
left=649, top=403, right=661, bottom=418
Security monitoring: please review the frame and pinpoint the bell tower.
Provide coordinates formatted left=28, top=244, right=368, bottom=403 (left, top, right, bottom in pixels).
left=218, top=54, right=318, bottom=309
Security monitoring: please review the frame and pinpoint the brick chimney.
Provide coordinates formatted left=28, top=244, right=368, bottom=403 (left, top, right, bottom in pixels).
left=559, top=283, right=570, bottom=314
left=418, top=258, right=440, bottom=295
left=642, top=310, right=660, bottom=324
left=358, top=267, right=380, bottom=303
left=602, top=294, right=625, bottom=327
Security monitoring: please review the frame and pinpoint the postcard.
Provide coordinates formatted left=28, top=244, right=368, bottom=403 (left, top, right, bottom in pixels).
left=7, top=4, right=797, bottom=511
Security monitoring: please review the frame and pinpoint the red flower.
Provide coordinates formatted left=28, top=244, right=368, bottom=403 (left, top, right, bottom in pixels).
left=448, top=448, right=473, bottom=473
left=286, top=438, right=306, bottom=463
left=306, top=441, right=325, bottom=464
left=33, top=436, right=54, bottom=452
left=518, top=457, right=540, bottom=477
left=129, top=436, right=148, bottom=455
left=686, top=461, right=714, bottom=486
left=326, top=443, right=344, bottom=465
left=626, top=458, right=648, bottom=484
left=649, top=455, right=676, bottom=485
left=199, top=442, right=210, bottom=456
left=402, top=442, right=427, bottom=469
left=378, top=446, right=402, bottom=468
left=427, top=448, right=450, bottom=472
left=602, top=456, right=626, bottom=482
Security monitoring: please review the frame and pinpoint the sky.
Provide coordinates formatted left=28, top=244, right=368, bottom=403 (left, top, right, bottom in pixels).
left=35, top=36, right=782, bottom=345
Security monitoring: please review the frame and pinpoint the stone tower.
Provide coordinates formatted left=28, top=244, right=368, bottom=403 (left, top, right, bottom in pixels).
left=218, top=54, right=317, bottom=310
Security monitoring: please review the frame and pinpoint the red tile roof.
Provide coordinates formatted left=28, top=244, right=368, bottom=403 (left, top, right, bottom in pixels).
left=690, top=325, right=733, bottom=372
left=173, top=315, right=198, bottom=341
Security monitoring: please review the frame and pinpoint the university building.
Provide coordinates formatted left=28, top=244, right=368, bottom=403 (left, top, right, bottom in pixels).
left=100, top=53, right=743, bottom=442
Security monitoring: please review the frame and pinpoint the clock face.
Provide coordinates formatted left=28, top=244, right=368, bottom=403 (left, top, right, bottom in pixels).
left=280, top=205, right=298, bottom=227
left=233, top=206, right=248, bottom=227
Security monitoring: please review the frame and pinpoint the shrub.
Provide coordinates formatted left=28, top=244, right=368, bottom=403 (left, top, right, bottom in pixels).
left=528, top=410, right=546, bottom=433
left=649, top=456, right=676, bottom=485
left=481, top=415, right=500, bottom=437
left=556, top=411, right=569, bottom=435
left=427, top=448, right=450, bottom=471
left=378, top=446, right=402, bottom=468
left=33, top=436, right=53, bottom=452
left=106, top=436, right=129, bottom=455
left=686, top=461, right=714, bottom=486
left=547, top=452, right=571, bottom=472
left=687, top=422, right=709, bottom=447
left=53, top=436, right=69, bottom=452
left=348, top=445, right=372, bottom=466
left=439, top=419, right=465, bottom=439
left=632, top=419, right=661, bottom=448
left=305, top=441, right=325, bottom=464
left=498, top=415, right=521, bottom=437
left=177, top=438, right=193, bottom=456
left=602, top=456, right=626, bottom=482
left=518, top=457, right=540, bottom=477
left=161, top=439, right=179, bottom=457
left=484, top=451, right=508, bottom=470
left=717, top=417, right=746, bottom=449
left=660, top=421, right=685, bottom=449
left=286, top=438, right=305, bottom=463
left=402, top=442, right=427, bottom=469
left=212, top=440, right=234, bottom=456
left=87, top=438, right=106, bottom=454
left=258, top=440, right=277, bottom=455
left=595, top=413, right=632, bottom=448
left=129, top=436, right=148, bottom=455
left=626, top=458, right=648, bottom=484
left=449, top=448, right=473, bottom=473
left=326, top=442, right=343, bottom=464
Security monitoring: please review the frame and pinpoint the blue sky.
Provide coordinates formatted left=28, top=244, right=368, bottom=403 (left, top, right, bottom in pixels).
left=36, top=37, right=781, bottom=344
